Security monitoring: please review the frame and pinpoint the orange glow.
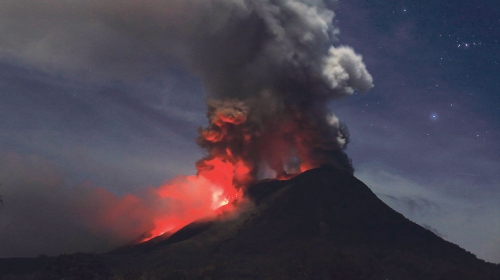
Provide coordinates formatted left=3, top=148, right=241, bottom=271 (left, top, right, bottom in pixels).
left=133, top=104, right=259, bottom=243
left=234, top=160, right=251, bottom=181
left=139, top=156, right=248, bottom=242
left=276, top=172, right=298, bottom=181
left=116, top=104, right=316, bottom=244
left=300, top=162, right=315, bottom=173
left=75, top=101, right=337, bottom=246
left=216, top=113, right=247, bottom=125
left=200, top=130, right=223, bottom=142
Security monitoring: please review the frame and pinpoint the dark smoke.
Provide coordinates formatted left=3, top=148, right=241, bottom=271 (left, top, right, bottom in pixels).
left=0, top=0, right=373, bottom=178
left=188, top=1, right=374, bottom=178
left=0, top=0, right=373, bottom=254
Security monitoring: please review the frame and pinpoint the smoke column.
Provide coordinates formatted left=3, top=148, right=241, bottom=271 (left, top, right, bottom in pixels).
left=0, top=0, right=373, bottom=242
left=189, top=0, right=374, bottom=182
left=0, top=0, right=373, bottom=176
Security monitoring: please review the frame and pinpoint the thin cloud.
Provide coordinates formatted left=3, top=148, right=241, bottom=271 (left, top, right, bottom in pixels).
left=357, top=164, right=500, bottom=263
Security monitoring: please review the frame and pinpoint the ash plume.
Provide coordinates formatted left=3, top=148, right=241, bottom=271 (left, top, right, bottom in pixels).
left=0, top=1, right=373, bottom=249
left=187, top=0, right=374, bottom=179
left=0, top=0, right=372, bottom=179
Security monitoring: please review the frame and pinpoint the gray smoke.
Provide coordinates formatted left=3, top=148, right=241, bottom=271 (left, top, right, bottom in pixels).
left=0, top=0, right=373, bottom=178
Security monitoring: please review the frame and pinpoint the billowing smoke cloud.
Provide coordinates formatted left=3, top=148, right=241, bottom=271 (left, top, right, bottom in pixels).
left=0, top=0, right=374, bottom=250
left=0, top=0, right=372, bottom=180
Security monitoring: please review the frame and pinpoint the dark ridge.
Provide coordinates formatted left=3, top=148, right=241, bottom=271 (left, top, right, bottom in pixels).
left=0, top=257, right=50, bottom=275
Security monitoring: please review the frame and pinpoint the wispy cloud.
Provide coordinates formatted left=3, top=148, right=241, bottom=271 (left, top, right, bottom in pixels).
left=356, top=164, right=500, bottom=263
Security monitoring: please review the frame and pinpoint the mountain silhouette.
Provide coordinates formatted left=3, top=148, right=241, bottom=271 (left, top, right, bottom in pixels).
left=2, top=166, right=499, bottom=279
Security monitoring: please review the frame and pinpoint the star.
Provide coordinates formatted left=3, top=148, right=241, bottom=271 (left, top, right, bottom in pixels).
left=430, top=113, right=438, bottom=121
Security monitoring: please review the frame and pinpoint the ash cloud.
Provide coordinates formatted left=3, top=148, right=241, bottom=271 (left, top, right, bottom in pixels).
left=0, top=0, right=372, bottom=94
left=0, top=0, right=373, bottom=177
left=0, top=0, right=374, bottom=255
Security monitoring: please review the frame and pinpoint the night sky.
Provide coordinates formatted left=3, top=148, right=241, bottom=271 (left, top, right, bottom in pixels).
left=0, top=0, right=499, bottom=263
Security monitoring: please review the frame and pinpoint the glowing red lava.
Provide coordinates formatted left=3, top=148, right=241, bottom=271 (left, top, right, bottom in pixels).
left=140, top=157, right=245, bottom=242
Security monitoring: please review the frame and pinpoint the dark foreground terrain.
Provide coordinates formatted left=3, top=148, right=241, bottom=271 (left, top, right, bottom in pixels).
left=2, top=167, right=500, bottom=279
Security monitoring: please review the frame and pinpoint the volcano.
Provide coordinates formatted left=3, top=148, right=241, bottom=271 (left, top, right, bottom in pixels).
left=3, top=166, right=500, bottom=279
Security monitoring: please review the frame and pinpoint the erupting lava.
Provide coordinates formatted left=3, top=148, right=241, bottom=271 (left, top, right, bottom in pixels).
left=139, top=101, right=327, bottom=242
left=140, top=105, right=254, bottom=242
left=69, top=0, right=374, bottom=245
left=141, top=164, right=243, bottom=242
left=0, top=0, right=376, bottom=250
left=139, top=96, right=364, bottom=242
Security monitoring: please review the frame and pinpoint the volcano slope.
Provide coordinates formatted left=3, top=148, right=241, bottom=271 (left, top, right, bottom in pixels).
left=10, top=166, right=500, bottom=279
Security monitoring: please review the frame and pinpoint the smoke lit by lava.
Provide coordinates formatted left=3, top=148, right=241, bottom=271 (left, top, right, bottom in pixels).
left=0, top=0, right=373, bottom=243
left=134, top=0, right=374, bottom=242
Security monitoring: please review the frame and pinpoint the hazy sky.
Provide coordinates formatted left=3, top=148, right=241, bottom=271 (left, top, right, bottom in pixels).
left=0, top=0, right=499, bottom=263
